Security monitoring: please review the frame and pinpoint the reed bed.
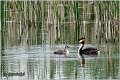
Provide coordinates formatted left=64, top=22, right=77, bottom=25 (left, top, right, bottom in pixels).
left=1, top=1, right=119, bottom=48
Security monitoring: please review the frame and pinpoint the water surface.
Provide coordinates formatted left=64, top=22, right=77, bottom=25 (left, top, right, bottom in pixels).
left=1, top=43, right=119, bottom=80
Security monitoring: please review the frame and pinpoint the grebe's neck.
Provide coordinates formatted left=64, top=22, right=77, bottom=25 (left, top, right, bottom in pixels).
left=79, top=43, right=84, bottom=51
left=66, top=49, right=69, bottom=56
left=64, top=47, right=67, bottom=51
left=64, top=47, right=69, bottom=56
left=78, top=43, right=84, bottom=57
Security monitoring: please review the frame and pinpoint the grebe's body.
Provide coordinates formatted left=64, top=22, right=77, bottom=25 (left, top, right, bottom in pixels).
left=54, top=45, right=69, bottom=57
left=78, top=37, right=99, bottom=57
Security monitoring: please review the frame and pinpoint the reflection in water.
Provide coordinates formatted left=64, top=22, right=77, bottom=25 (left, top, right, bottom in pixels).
left=79, top=55, right=85, bottom=67
left=1, top=44, right=119, bottom=79
left=79, top=53, right=99, bottom=67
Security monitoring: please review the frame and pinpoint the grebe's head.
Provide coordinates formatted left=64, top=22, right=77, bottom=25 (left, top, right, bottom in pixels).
left=65, top=45, right=70, bottom=48
left=79, top=37, right=85, bottom=44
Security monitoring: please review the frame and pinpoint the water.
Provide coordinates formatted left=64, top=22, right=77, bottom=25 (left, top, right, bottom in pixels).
left=1, top=43, right=119, bottom=80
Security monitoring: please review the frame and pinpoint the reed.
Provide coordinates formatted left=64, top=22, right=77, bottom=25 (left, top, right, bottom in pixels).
left=1, top=1, right=119, bottom=48
left=74, top=1, right=79, bottom=41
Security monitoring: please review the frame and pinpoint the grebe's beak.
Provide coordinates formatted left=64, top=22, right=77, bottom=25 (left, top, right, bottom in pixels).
left=65, top=45, right=70, bottom=48
left=67, top=46, right=70, bottom=48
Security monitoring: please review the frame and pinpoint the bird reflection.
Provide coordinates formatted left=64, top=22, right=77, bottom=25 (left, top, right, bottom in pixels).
left=79, top=54, right=100, bottom=67
left=79, top=54, right=85, bottom=67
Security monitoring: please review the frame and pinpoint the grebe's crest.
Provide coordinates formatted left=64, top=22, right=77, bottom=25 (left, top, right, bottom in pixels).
left=79, top=37, right=85, bottom=43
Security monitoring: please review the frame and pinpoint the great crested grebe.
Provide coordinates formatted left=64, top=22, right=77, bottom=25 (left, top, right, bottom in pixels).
left=78, top=37, right=100, bottom=57
left=54, top=45, right=70, bottom=57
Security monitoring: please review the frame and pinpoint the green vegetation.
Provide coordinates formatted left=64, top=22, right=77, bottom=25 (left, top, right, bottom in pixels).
left=1, top=1, right=119, bottom=46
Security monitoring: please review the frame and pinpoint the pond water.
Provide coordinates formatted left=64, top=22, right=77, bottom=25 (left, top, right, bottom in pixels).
left=1, top=43, right=119, bottom=80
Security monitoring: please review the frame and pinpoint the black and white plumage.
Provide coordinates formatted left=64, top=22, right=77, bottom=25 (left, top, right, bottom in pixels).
left=54, top=45, right=69, bottom=57
left=78, top=37, right=100, bottom=57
